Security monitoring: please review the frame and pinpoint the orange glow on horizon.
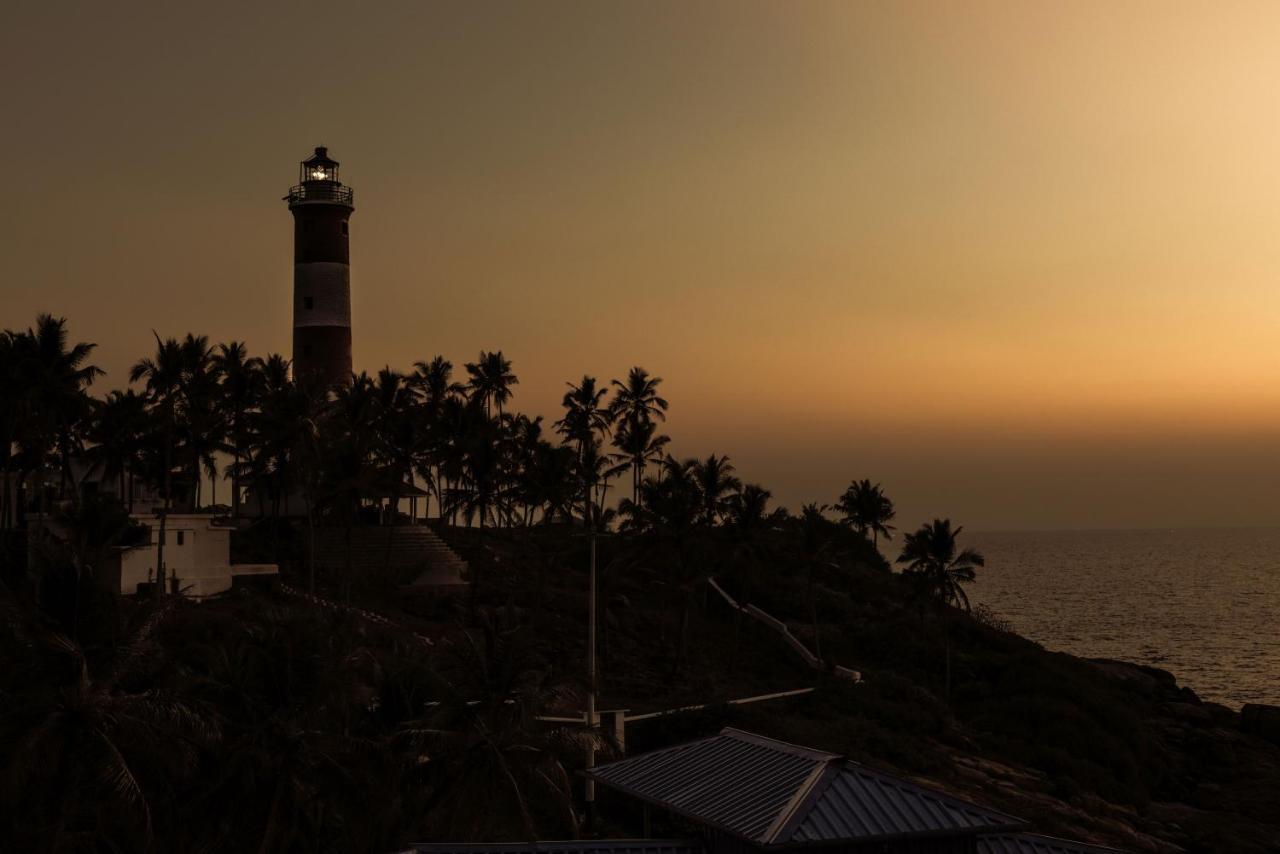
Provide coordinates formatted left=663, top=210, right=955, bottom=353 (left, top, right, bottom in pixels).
left=5, top=1, right=1280, bottom=528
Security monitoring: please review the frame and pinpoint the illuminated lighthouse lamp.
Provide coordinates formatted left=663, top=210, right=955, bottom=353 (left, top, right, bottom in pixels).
left=302, top=146, right=339, bottom=183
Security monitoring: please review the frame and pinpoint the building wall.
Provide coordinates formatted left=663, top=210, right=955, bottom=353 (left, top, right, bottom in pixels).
left=119, top=515, right=233, bottom=593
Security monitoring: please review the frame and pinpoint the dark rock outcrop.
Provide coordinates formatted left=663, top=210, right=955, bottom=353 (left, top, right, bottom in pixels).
left=1240, top=704, right=1280, bottom=746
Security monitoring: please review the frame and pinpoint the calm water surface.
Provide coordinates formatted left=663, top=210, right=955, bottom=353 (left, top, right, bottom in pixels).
left=965, top=528, right=1280, bottom=709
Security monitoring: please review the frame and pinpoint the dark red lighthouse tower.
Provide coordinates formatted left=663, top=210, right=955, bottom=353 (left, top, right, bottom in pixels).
left=285, top=146, right=354, bottom=386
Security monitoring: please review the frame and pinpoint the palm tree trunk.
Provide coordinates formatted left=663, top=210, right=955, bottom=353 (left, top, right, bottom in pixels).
left=383, top=475, right=403, bottom=577
left=192, top=448, right=201, bottom=510
left=154, top=430, right=172, bottom=600
left=232, top=445, right=241, bottom=519
left=469, top=513, right=485, bottom=618
left=344, top=512, right=354, bottom=605
left=943, top=610, right=952, bottom=704
left=808, top=567, right=823, bottom=663
left=306, top=492, right=317, bottom=595
left=231, top=412, right=242, bottom=519
left=674, top=587, right=691, bottom=675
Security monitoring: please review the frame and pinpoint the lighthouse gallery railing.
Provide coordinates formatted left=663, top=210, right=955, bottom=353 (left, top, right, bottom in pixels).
left=285, top=184, right=354, bottom=205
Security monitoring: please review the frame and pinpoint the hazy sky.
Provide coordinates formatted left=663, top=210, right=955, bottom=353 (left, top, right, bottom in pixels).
left=5, top=1, right=1280, bottom=530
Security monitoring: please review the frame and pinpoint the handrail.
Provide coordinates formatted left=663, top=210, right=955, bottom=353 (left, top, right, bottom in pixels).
left=285, top=183, right=354, bottom=206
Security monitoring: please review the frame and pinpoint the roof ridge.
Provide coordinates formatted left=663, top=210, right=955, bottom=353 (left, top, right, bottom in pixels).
left=718, top=728, right=840, bottom=762
left=766, top=761, right=842, bottom=844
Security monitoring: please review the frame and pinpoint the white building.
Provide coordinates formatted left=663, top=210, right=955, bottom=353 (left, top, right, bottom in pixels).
left=114, top=514, right=277, bottom=599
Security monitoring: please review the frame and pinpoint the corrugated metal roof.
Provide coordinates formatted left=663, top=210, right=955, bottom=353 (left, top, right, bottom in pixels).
left=587, top=729, right=1025, bottom=847
left=402, top=841, right=703, bottom=854
left=588, top=729, right=831, bottom=843
left=977, top=833, right=1125, bottom=854
left=785, top=764, right=1024, bottom=843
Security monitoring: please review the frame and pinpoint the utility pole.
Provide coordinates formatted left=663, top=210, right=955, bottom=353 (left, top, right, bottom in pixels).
left=585, top=510, right=599, bottom=825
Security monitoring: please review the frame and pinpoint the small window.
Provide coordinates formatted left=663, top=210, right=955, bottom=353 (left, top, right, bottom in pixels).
left=177, top=531, right=185, bottom=546
left=341, top=222, right=349, bottom=235
left=304, top=296, right=314, bottom=310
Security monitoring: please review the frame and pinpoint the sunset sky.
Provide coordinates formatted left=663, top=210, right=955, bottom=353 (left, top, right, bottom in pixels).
left=5, top=1, right=1280, bottom=530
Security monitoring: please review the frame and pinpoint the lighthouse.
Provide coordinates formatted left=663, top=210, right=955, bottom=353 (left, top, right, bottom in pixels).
left=285, top=146, right=354, bottom=386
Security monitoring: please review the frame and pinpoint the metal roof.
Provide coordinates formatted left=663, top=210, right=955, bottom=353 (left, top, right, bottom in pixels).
left=587, top=729, right=1025, bottom=847
left=977, top=834, right=1125, bottom=854
left=588, top=729, right=831, bottom=843
left=785, top=764, right=1024, bottom=843
left=402, top=841, right=702, bottom=854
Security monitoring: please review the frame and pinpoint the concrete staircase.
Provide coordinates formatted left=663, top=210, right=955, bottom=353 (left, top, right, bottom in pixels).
left=310, top=525, right=468, bottom=590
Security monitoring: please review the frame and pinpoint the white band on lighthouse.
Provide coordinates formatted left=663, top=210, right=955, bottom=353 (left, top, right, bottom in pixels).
left=293, top=262, right=352, bottom=328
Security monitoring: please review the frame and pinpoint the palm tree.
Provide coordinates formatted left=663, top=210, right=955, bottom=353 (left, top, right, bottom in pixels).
left=837, top=479, right=896, bottom=550
left=693, top=453, right=740, bottom=526
left=0, top=332, right=23, bottom=538
left=328, top=373, right=381, bottom=600
left=554, top=375, right=613, bottom=463
left=609, top=367, right=668, bottom=425
left=373, top=368, right=424, bottom=570
left=412, top=356, right=465, bottom=519
left=0, top=593, right=219, bottom=851
left=130, top=334, right=185, bottom=598
left=896, top=518, right=984, bottom=702
left=239, top=355, right=294, bottom=523
left=412, top=356, right=465, bottom=411
left=17, top=315, right=103, bottom=510
left=611, top=414, right=670, bottom=505
left=618, top=456, right=705, bottom=671
left=555, top=376, right=614, bottom=544
left=213, top=341, right=264, bottom=519
left=268, top=374, right=328, bottom=593
left=176, top=334, right=223, bottom=509
left=41, top=493, right=146, bottom=640
left=577, top=439, right=627, bottom=528
left=796, top=503, right=838, bottom=663
left=396, top=619, right=583, bottom=839
left=520, top=440, right=577, bottom=525
left=464, top=350, right=518, bottom=419
left=83, top=390, right=148, bottom=512
left=723, top=483, right=781, bottom=666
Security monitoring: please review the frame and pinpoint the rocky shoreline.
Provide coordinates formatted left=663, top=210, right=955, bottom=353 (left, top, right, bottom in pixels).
left=984, top=658, right=1280, bottom=853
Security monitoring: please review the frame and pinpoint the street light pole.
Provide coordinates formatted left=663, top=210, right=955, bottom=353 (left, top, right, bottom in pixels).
left=585, top=520, right=597, bottom=820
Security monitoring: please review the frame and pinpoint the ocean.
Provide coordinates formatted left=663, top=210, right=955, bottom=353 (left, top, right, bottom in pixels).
left=964, top=528, right=1280, bottom=709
